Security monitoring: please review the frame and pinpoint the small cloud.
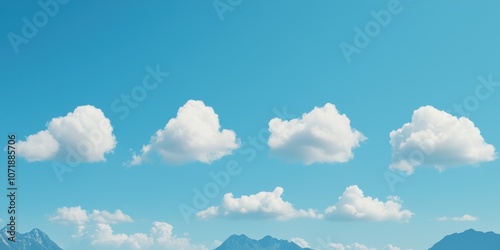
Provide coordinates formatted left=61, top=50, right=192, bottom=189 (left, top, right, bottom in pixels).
left=89, top=209, right=133, bottom=224
left=268, top=103, right=366, bottom=165
left=128, top=100, right=239, bottom=166
left=196, top=187, right=321, bottom=221
left=18, top=105, right=116, bottom=163
left=437, top=214, right=478, bottom=222
left=324, top=185, right=413, bottom=222
left=91, top=223, right=130, bottom=247
left=49, top=206, right=89, bottom=225
left=390, top=106, right=496, bottom=174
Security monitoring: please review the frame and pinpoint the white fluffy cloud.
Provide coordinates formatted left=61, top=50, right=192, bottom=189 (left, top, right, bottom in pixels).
left=129, top=100, right=239, bottom=166
left=50, top=206, right=133, bottom=225
left=18, top=105, right=116, bottom=162
left=268, top=103, right=366, bottom=165
left=49, top=206, right=89, bottom=225
left=196, top=187, right=321, bottom=221
left=91, top=222, right=207, bottom=250
left=291, top=238, right=310, bottom=248
left=92, top=223, right=130, bottom=247
left=437, top=214, right=477, bottom=222
left=324, top=185, right=412, bottom=222
left=326, top=243, right=409, bottom=250
left=390, top=106, right=496, bottom=174
left=89, top=209, right=133, bottom=224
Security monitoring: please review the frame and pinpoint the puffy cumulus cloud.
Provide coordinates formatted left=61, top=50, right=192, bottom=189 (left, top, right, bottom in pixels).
left=329, top=242, right=376, bottom=250
left=129, top=100, right=239, bottom=166
left=151, top=221, right=207, bottom=250
left=291, top=238, right=310, bottom=248
left=50, top=206, right=133, bottom=225
left=49, top=206, right=89, bottom=225
left=196, top=206, right=219, bottom=220
left=268, top=103, right=366, bottom=165
left=91, top=223, right=129, bottom=247
left=437, top=214, right=477, bottom=222
left=390, top=106, right=496, bottom=174
left=89, top=209, right=133, bottom=224
left=324, top=185, right=412, bottom=222
left=16, top=130, right=59, bottom=161
left=18, top=105, right=116, bottom=163
left=196, top=187, right=321, bottom=221
left=91, top=222, right=207, bottom=250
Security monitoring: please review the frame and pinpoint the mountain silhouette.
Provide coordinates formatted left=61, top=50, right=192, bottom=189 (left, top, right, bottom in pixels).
left=0, top=227, right=62, bottom=250
left=429, top=228, right=500, bottom=250
left=215, top=234, right=312, bottom=250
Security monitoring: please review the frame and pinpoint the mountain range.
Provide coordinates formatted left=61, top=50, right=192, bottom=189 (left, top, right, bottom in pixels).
left=216, top=229, right=500, bottom=250
left=0, top=227, right=62, bottom=250
left=215, top=234, right=312, bottom=250
left=1, top=227, right=499, bottom=249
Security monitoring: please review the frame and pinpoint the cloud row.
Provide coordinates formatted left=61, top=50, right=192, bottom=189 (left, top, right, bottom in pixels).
left=197, top=185, right=412, bottom=222
left=437, top=214, right=477, bottom=222
left=50, top=206, right=207, bottom=250
left=327, top=242, right=411, bottom=250
left=295, top=237, right=411, bottom=250
left=17, top=102, right=496, bottom=174
left=49, top=206, right=418, bottom=250
left=91, top=222, right=207, bottom=250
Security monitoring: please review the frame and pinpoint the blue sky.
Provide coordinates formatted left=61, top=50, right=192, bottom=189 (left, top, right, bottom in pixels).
left=1, top=0, right=500, bottom=249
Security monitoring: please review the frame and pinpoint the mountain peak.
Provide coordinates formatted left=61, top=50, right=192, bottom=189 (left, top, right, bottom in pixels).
left=429, top=228, right=500, bottom=250
left=463, top=228, right=477, bottom=233
left=0, top=227, right=62, bottom=250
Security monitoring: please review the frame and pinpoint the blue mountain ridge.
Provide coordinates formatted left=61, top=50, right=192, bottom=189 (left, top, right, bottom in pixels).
left=0, top=226, right=62, bottom=250
left=0, top=227, right=496, bottom=249
left=429, top=228, right=500, bottom=250
left=215, top=234, right=312, bottom=250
